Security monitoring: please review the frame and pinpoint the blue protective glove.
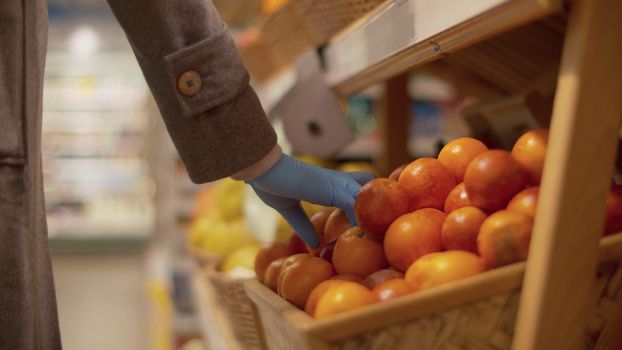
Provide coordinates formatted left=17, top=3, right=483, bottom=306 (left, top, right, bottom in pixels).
left=247, top=153, right=374, bottom=248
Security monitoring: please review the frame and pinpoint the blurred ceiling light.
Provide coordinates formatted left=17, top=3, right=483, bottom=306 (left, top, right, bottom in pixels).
left=69, top=26, right=99, bottom=56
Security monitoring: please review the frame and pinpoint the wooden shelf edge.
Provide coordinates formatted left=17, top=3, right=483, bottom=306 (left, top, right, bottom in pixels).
left=326, top=0, right=563, bottom=96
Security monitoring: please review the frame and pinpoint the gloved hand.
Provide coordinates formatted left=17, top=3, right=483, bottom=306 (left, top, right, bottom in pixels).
left=247, top=153, right=374, bottom=248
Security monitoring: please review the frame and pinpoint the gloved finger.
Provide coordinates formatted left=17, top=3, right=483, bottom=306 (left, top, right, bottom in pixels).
left=250, top=183, right=297, bottom=210
left=345, top=171, right=376, bottom=186
left=331, top=180, right=359, bottom=226
left=278, top=203, right=321, bottom=248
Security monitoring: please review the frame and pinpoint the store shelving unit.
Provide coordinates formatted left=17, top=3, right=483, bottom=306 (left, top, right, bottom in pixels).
left=49, top=236, right=149, bottom=254
left=323, top=0, right=562, bottom=95
left=323, top=1, right=621, bottom=349
left=43, top=51, right=155, bottom=248
left=247, top=0, right=622, bottom=349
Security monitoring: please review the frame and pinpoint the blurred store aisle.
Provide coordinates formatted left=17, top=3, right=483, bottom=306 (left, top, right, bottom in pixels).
left=52, top=253, right=150, bottom=350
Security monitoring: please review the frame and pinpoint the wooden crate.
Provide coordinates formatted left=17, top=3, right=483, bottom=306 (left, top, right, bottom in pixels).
left=245, top=234, right=622, bottom=350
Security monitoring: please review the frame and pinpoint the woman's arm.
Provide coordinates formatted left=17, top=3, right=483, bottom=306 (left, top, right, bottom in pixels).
left=105, top=0, right=277, bottom=183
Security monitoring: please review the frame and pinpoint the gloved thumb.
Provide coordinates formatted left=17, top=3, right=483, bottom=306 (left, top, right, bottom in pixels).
left=332, top=179, right=361, bottom=227
left=277, top=203, right=320, bottom=248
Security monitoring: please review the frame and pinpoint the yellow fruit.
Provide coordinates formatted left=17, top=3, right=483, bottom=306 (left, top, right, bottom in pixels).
left=338, top=162, right=379, bottom=177
left=213, top=179, right=246, bottom=221
left=188, top=212, right=220, bottom=248
left=296, top=155, right=332, bottom=168
left=221, top=244, right=262, bottom=272
left=199, top=219, right=257, bottom=257
left=275, top=216, right=293, bottom=242
left=302, top=202, right=326, bottom=217
left=188, top=217, right=208, bottom=247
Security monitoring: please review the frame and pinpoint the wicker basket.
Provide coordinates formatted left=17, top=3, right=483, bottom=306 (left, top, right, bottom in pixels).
left=292, top=0, right=387, bottom=45
left=260, top=2, right=316, bottom=66
left=187, top=247, right=220, bottom=268
left=213, top=0, right=263, bottom=25
left=193, top=269, right=242, bottom=350
left=242, top=0, right=388, bottom=81
left=239, top=41, right=285, bottom=82
left=245, top=234, right=622, bottom=350
left=204, top=266, right=265, bottom=350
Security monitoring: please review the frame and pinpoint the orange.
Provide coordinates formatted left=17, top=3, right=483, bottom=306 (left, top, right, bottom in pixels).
left=362, top=269, right=404, bottom=290
left=263, top=257, right=286, bottom=292
left=191, top=186, right=215, bottom=220
left=288, top=233, right=309, bottom=254
left=279, top=256, right=335, bottom=309
left=314, top=281, right=377, bottom=319
left=332, top=227, right=388, bottom=277
left=304, top=280, right=344, bottom=315
left=324, top=208, right=350, bottom=243
left=438, top=137, right=488, bottom=183
left=318, top=238, right=337, bottom=263
left=331, top=274, right=365, bottom=284
left=478, top=210, right=533, bottom=268
left=507, top=187, right=539, bottom=218
left=604, top=185, right=622, bottom=235
left=405, top=250, right=484, bottom=291
left=511, top=129, right=549, bottom=185
left=276, top=253, right=313, bottom=295
left=355, top=178, right=412, bottom=241
left=464, top=150, right=528, bottom=212
left=254, top=241, right=293, bottom=282
left=307, top=208, right=334, bottom=255
left=372, top=278, right=414, bottom=302
left=311, top=208, right=333, bottom=238
left=388, top=163, right=408, bottom=181
left=441, top=206, right=487, bottom=254
left=262, top=0, right=288, bottom=15
left=399, top=158, right=456, bottom=210
left=444, top=182, right=473, bottom=213
left=384, top=208, right=445, bottom=272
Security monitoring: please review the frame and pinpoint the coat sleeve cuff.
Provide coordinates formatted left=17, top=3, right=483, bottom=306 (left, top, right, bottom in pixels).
left=171, top=84, right=278, bottom=184
left=164, top=29, right=250, bottom=118
left=231, top=144, right=282, bottom=181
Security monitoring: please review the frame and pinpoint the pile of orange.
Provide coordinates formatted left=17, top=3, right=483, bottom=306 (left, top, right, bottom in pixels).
left=255, top=128, right=622, bottom=320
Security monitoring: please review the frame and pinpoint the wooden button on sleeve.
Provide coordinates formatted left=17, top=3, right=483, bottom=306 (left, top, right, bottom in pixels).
left=177, top=70, right=202, bottom=96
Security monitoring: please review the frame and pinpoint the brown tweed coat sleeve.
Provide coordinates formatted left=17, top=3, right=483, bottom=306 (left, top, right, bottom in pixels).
left=106, top=0, right=277, bottom=183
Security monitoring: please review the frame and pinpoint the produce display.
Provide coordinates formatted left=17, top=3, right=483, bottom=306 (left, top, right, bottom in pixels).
left=188, top=179, right=260, bottom=274
left=187, top=160, right=378, bottom=275
left=254, top=129, right=622, bottom=320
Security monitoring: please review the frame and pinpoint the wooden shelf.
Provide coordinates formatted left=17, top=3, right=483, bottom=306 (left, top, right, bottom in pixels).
left=323, top=0, right=562, bottom=96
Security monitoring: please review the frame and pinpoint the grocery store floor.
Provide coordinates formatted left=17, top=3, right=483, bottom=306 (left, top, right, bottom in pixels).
left=52, top=253, right=150, bottom=350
